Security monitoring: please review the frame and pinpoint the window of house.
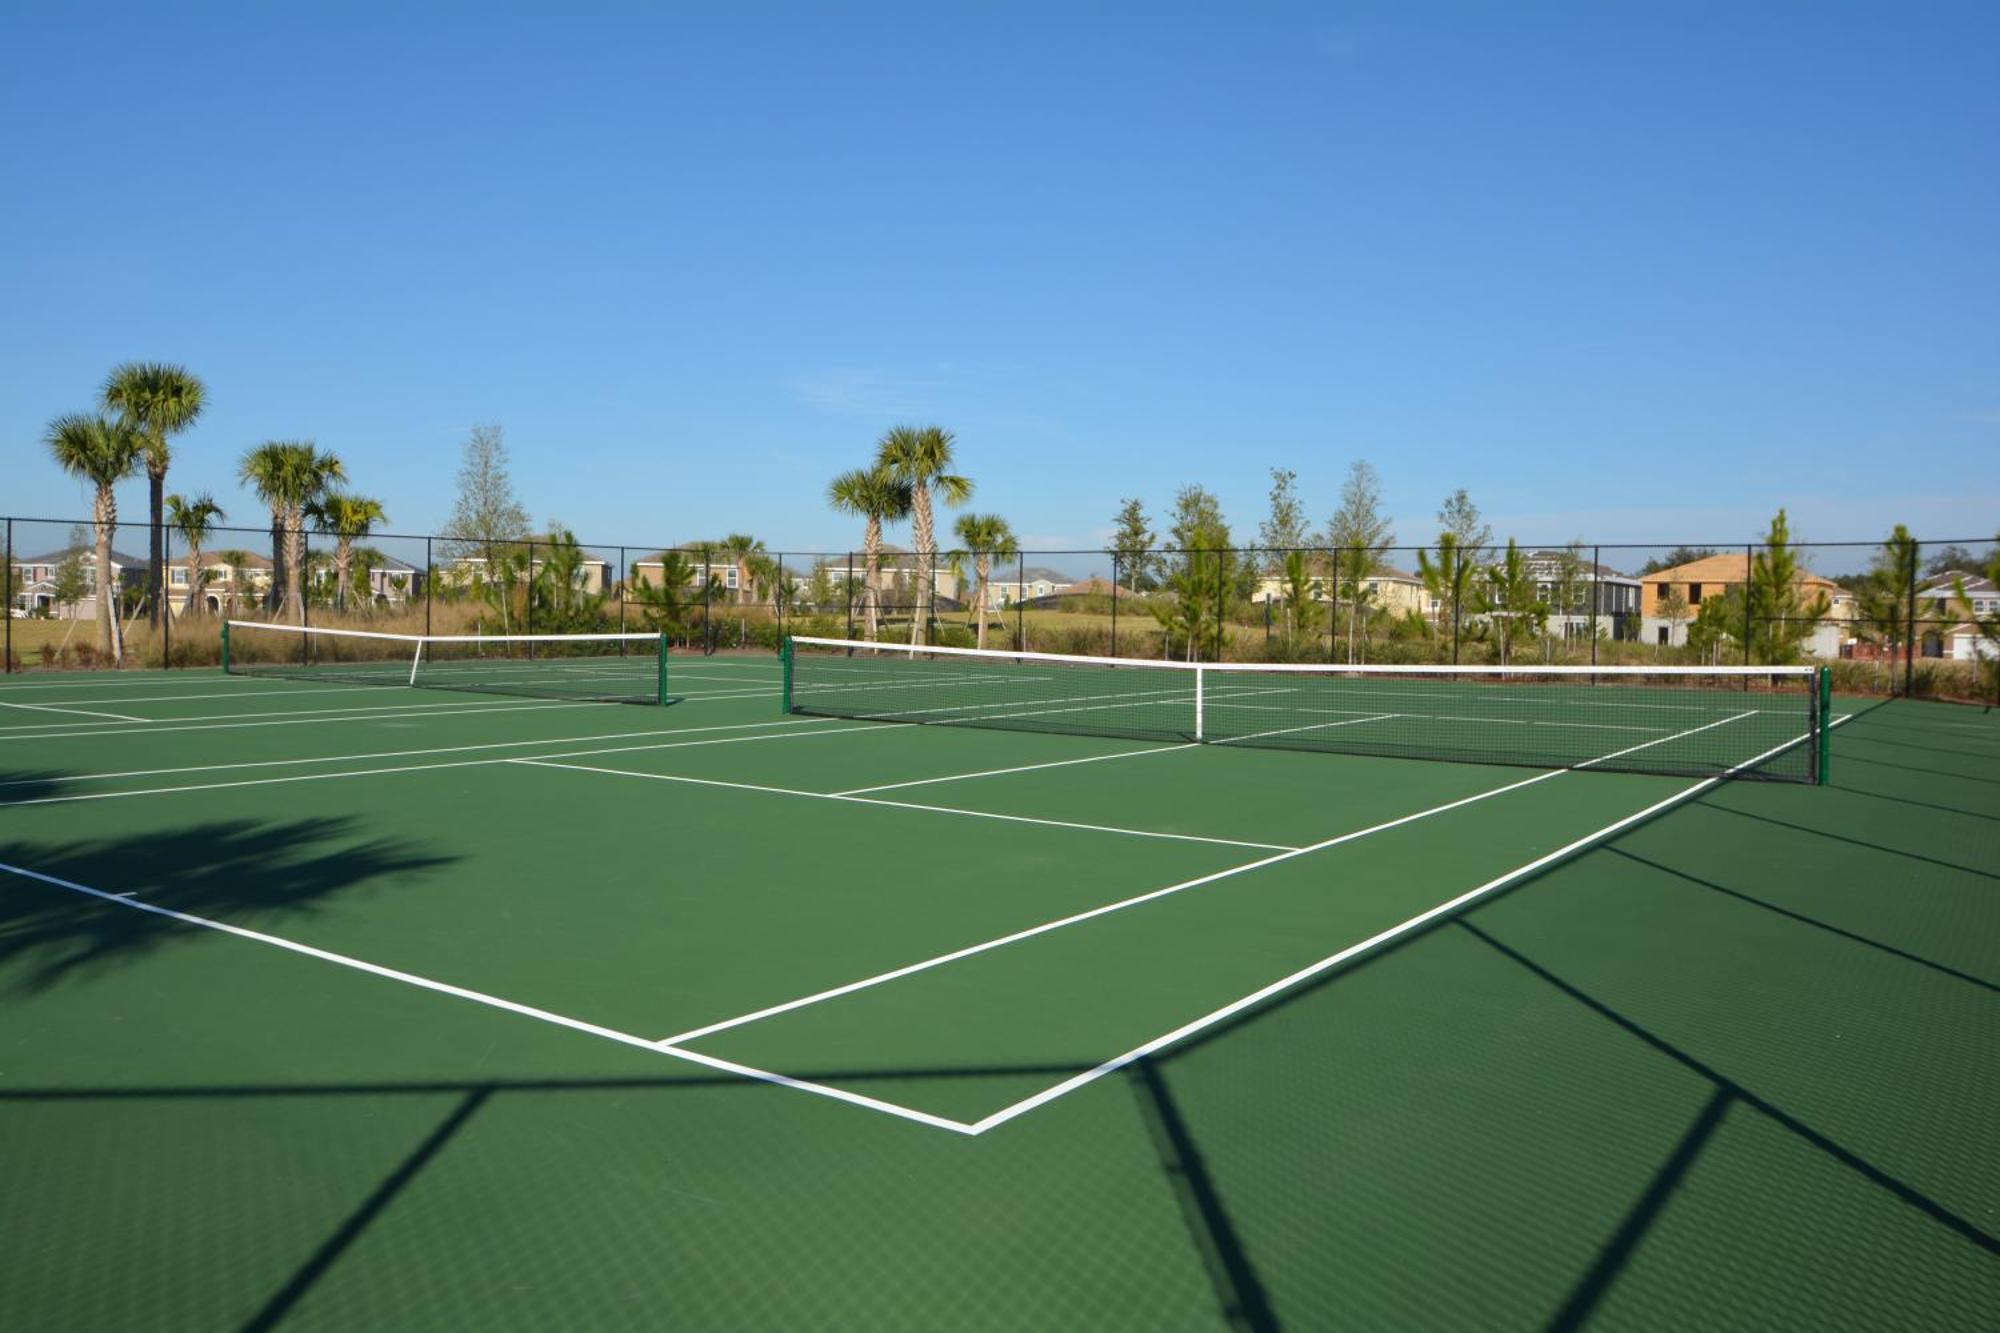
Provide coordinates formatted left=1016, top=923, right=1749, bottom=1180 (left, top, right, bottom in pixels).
left=170, top=568, right=189, bottom=586
left=725, top=567, right=739, bottom=590
left=1657, top=625, right=1670, bottom=646
left=1689, top=583, right=1703, bottom=603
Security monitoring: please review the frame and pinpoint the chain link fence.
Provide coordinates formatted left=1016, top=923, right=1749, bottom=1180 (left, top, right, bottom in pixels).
left=6, top=517, right=1995, bottom=702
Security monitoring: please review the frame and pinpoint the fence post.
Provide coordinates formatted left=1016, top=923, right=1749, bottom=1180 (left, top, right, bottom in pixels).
left=1329, top=548, right=1339, bottom=663
left=1905, top=540, right=1920, bottom=696
left=1111, top=554, right=1120, bottom=657
left=1743, top=543, right=1754, bottom=671
left=4, top=517, right=11, bottom=673
left=845, top=552, right=856, bottom=641
left=1213, top=550, right=1225, bottom=663
left=162, top=524, right=173, bottom=669
left=1590, top=545, right=1601, bottom=667
left=703, top=546, right=714, bottom=655
left=299, top=530, right=311, bottom=665
left=425, top=536, right=434, bottom=637
left=1016, top=550, right=1026, bottom=651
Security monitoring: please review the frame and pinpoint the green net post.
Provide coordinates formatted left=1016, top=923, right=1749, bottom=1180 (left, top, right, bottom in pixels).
left=1816, top=665, right=1831, bottom=785
left=656, top=632, right=669, bottom=706
left=220, top=619, right=231, bottom=675
left=781, top=635, right=795, bottom=713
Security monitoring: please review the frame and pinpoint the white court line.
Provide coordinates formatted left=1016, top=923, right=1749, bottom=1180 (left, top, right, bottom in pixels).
left=514, top=758, right=1300, bottom=853
left=833, top=712, right=1403, bottom=796
left=657, top=711, right=1759, bottom=1050
left=0, top=700, right=148, bottom=722
left=0, top=715, right=852, bottom=790
left=0, top=692, right=597, bottom=734
left=0, top=721, right=893, bottom=809
left=0, top=698, right=611, bottom=743
left=0, top=860, right=972, bottom=1135
left=968, top=715, right=1854, bottom=1134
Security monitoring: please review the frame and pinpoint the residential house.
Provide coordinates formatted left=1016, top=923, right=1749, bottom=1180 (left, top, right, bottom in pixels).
left=981, top=566, right=1075, bottom=610
left=8, top=547, right=143, bottom=619
left=1916, top=572, right=1998, bottom=660
left=1523, top=551, right=1642, bottom=641
left=446, top=539, right=610, bottom=596
left=808, top=545, right=963, bottom=607
left=1639, top=552, right=1853, bottom=655
left=163, top=550, right=274, bottom=615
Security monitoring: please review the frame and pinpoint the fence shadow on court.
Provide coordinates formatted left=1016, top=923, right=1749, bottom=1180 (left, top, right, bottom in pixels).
left=0, top=814, right=458, bottom=995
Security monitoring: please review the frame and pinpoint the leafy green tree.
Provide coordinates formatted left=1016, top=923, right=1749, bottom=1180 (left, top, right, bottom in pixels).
left=1945, top=536, right=2000, bottom=700
left=1654, top=588, right=1691, bottom=652
left=1746, top=509, right=1829, bottom=664
left=442, top=424, right=530, bottom=559
left=305, top=493, right=388, bottom=611
left=45, top=413, right=144, bottom=660
left=1474, top=539, right=1548, bottom=665
left=1257, top=468, right=1311, bottom=577
left=1276, top=549, right=1323, bottom=643
left=103, top=362, right=206, bottom=631
left=826, top=464, right=913, bottom=640
left=952, top=513, right=1019, bottom=650
left=1852, top=525, right=1920, bottom=657
left=1436, top=489, right=1492, bottom=562
left=1327, top=461, right=1393, bottom=663
left=1108, top=497, right=1157, bottom=592
left=1686, top=586, right=1742, bottom=664
left=632, top=549, right=709, bottom=641
left=1417, top=531, right=1476, bottom=658
left=1923, top=543, right=1983, bottom=578
left=51, top=549, right=90, bottom=619
left=1151, top=485, right=1242, bottom=660
left=240, top=442, right=345, bottom=624
left=165, top=492, right=226, bottom=615
left=528, top=525, right=610, bottom=633
left=875, top=425, right=973, bottom=645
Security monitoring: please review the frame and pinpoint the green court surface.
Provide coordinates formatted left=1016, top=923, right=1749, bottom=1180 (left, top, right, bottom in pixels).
left=1, top=657, right=1994, bottom=1330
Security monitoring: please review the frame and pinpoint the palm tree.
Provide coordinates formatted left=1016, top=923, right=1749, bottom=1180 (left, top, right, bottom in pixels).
left=875, top=425, right=973, bottom=645
left=103, top=363, right=206, bottom=632
left=215, top=549, right=254, bottom=614
left=239, top=441, right=345, bottom=624
left=164, top=492, right=226, bottom=616
left=717, top=533, right=764, bottom=607
left=45, top=413, right=144, bottom=661
left=305, top=493, right=387, bottom=611
left=952, top=513, right=1018, bottom=650
left=826, top=464, right=913, bottom=641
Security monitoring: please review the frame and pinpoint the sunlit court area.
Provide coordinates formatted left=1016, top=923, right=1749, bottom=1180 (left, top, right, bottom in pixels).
left=2, top=630, right=1994, bottom=1328
left=6, top=2, right=1999, bottom=1328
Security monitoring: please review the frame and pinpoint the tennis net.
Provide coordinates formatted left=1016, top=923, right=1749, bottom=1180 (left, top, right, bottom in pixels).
left=224, top=622, right=668, bottom=705
left=785, top=637, right=1830, bottom=782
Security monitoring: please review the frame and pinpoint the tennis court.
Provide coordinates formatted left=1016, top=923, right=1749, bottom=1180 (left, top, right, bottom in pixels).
left=2, top=636, right=1995, bottom=1330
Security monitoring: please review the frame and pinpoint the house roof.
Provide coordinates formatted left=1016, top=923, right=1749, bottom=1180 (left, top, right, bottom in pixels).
left=13, top=546, right=145, bottom=566
left=1643, top=552, right=1840, bottom=593
left=1523, top=550, right=1638, bottom=581
left=1919, top=572, right=1996, bottom=596
left=171, top=550, right=274, bottom=569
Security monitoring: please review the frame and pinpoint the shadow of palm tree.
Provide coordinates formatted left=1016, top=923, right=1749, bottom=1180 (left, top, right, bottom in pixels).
left=0, top=815, right=457, bottom=995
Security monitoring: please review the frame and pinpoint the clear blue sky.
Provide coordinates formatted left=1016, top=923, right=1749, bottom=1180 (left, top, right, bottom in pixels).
left=4, top=1, right=1995, bottom=570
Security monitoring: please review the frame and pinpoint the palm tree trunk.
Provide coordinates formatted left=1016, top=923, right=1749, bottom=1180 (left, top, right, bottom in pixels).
left=909, top=484, right=933, bottom=647
left=93, top=487, right=120, bottom=662
left=862, top=517, right=882, bottom=641
left=269, top=506, right=286, bottom=615
left=147, top=468, right=165, bottom=632
left=184, top=539, right=200, bottom=616
left=285, top=505, right=306, bottom=625
left=335, top=536, right=354, bottom=609
left=974, top=555, right=991, bottom=650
